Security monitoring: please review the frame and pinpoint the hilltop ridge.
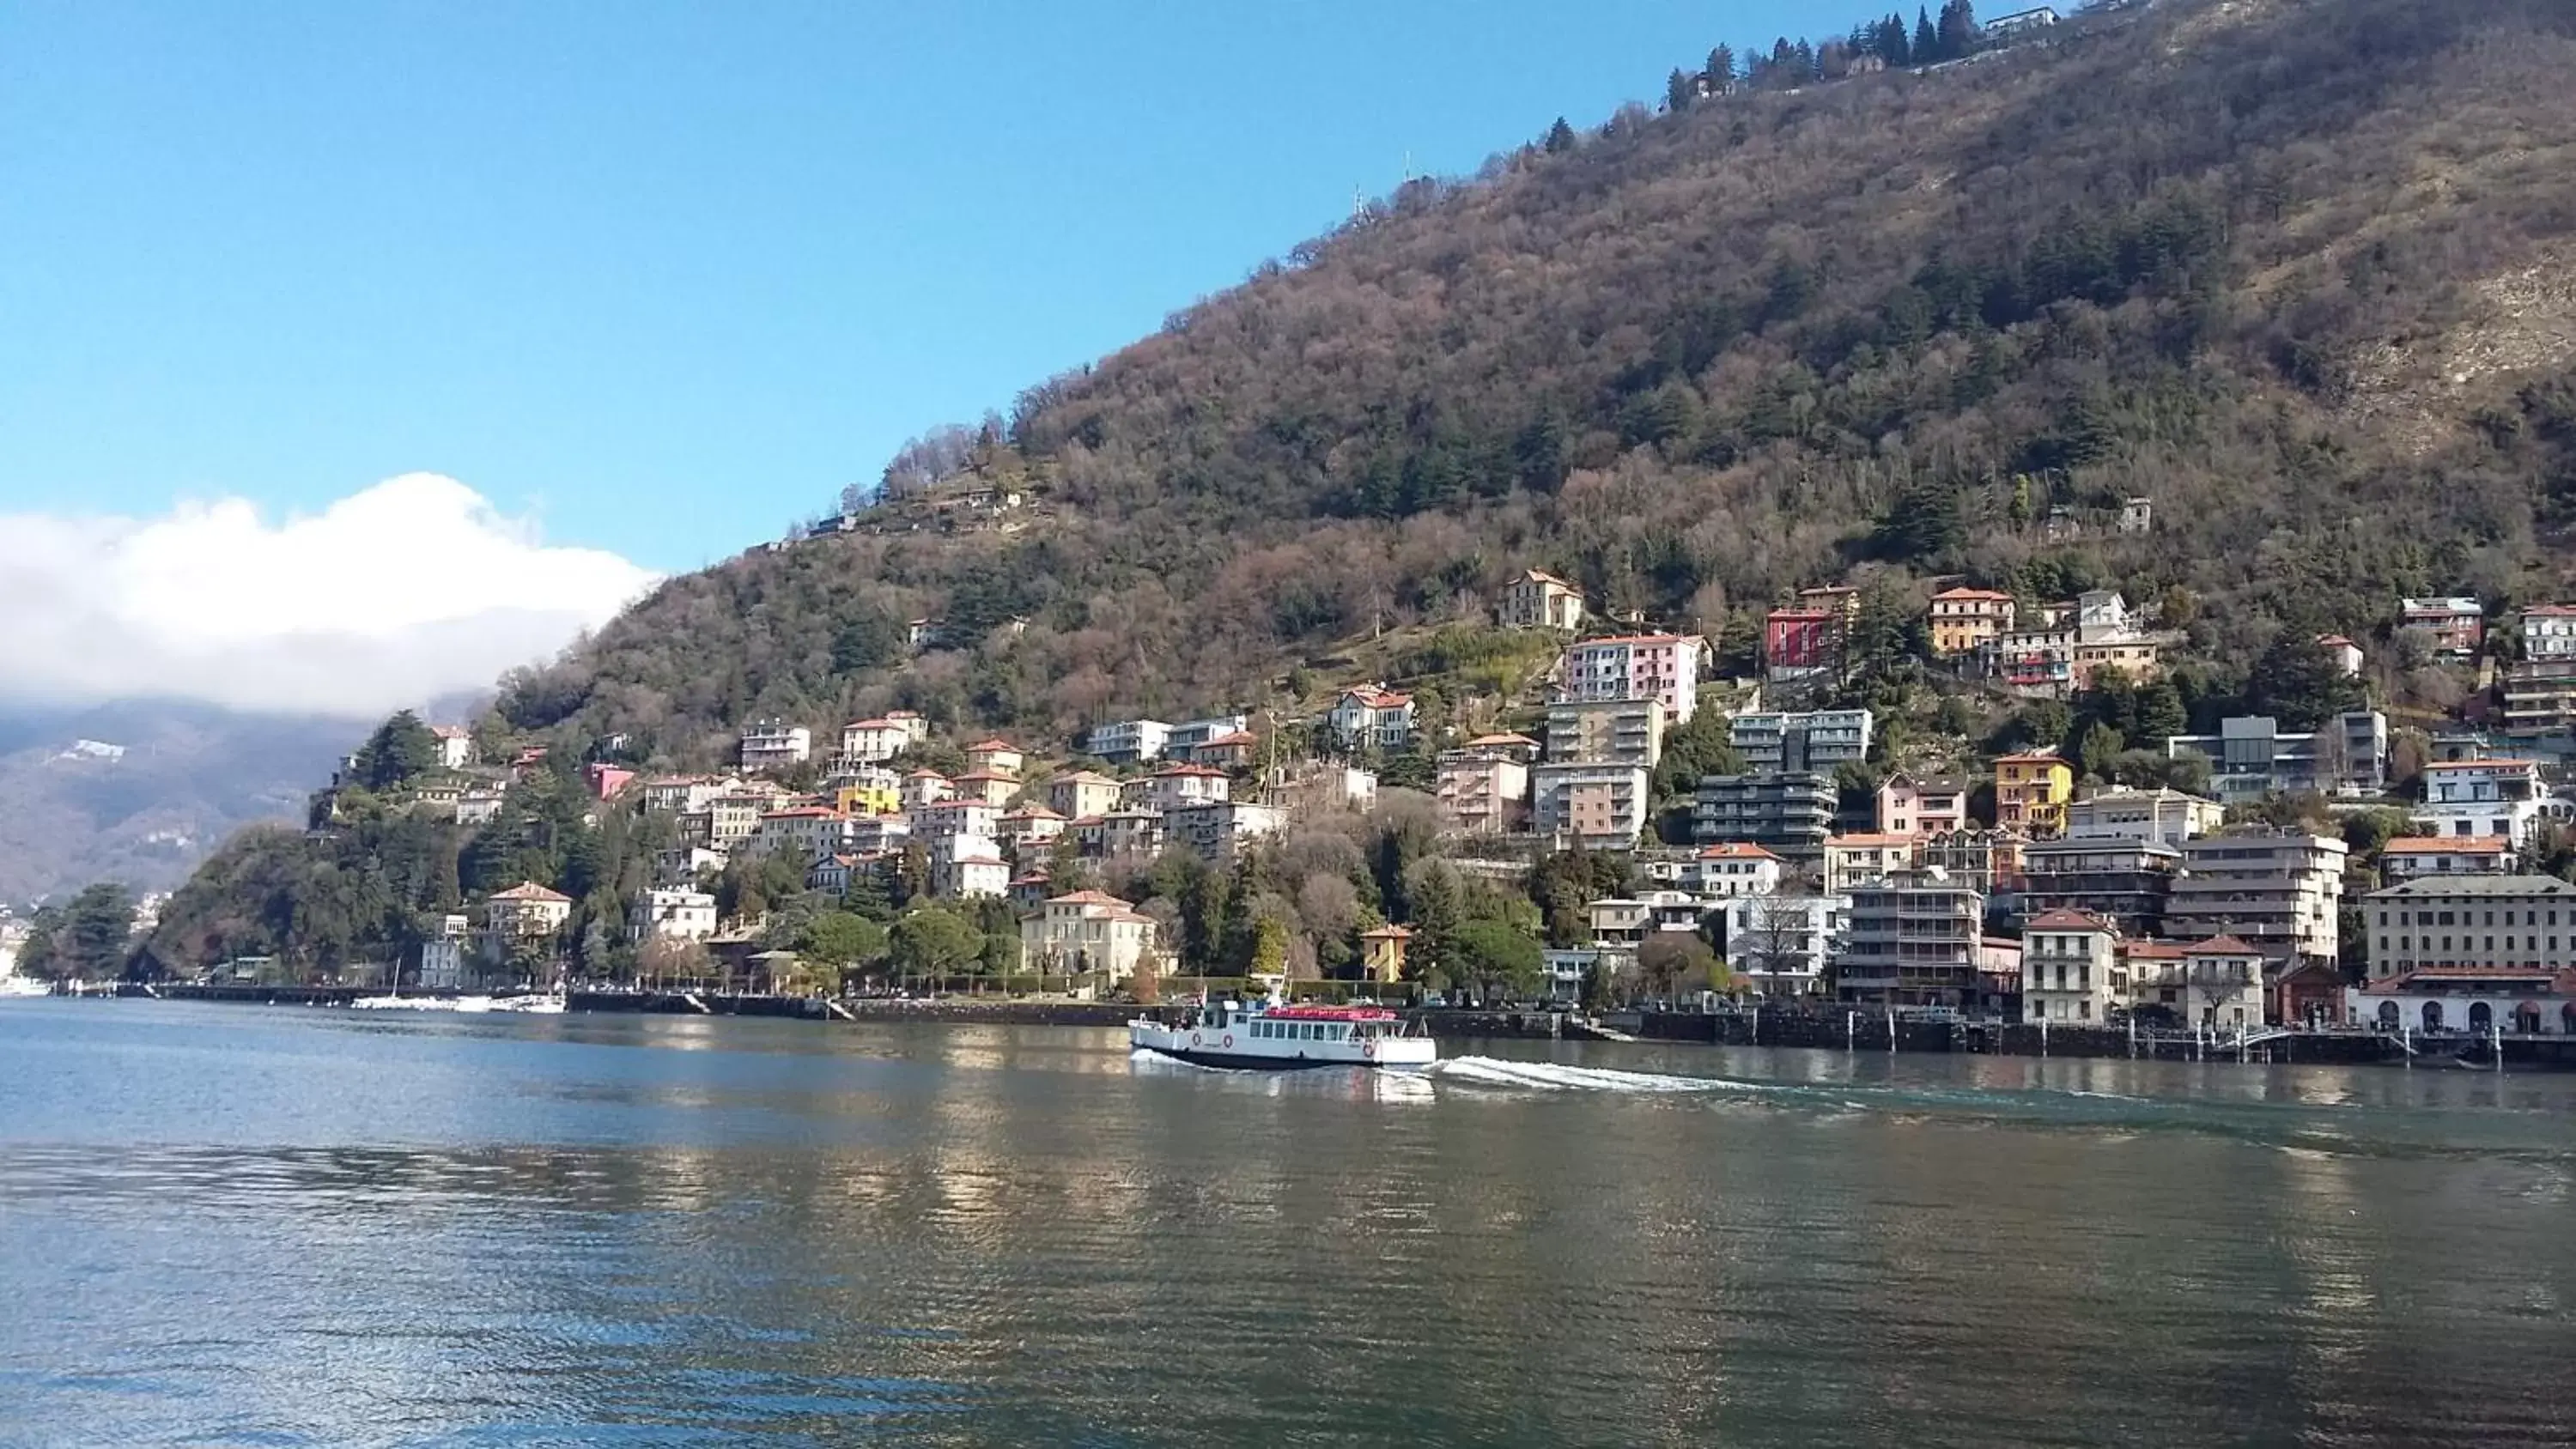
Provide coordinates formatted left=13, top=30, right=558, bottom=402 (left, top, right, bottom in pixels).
left=488, top=0, right=2576, bottom=767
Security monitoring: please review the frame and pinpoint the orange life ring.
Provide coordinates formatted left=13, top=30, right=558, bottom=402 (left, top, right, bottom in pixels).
left=1223, top=1034, right=1234, bottom=1048
left=1190, top=1032, right=1202, bottom=1047
left=1364, top=1040, right=1378, bottom=1060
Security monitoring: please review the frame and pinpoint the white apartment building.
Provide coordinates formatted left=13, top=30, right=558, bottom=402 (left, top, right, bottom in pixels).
left=752, top=806, right=849, bottom=859
left=627, top=888, right=718, bottom=943
left=1722, top=894, right=1850, bottom=997
left=738, top=721, right=812, bottom=772
left=1555, top=634, right=1707, bottom=725
left=1167, top=800, right=1286, bottom=862
left=2064, top=786, right=2225, bottom=847
left=1681, top=842, right=1783, bottom=897
left=840, top=718, right=915, bottom=765
left=1165, top=715, right=1251, bottom=760
left=2379, top=836, right=2512, bottom=881
left=1530, top=762, right=1652, bottom=849
left=2414, top=759, right=2549, bottom=850
left=1140, top=763, right=1231, bottom=812
left=1048, top=770, right=1123, bottom=821
left=1084, top=718, right=1172, bottom=763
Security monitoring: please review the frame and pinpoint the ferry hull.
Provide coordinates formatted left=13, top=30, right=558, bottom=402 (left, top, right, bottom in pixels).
left=1129, top=1019, right=1436, bottom=1072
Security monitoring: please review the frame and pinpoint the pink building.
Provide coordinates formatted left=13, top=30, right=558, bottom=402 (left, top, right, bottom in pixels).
left=1557, top=634, right=1708, bottom=724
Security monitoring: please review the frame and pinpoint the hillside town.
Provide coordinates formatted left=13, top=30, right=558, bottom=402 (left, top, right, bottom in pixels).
left=101, top=558, right=2576, bottom=1051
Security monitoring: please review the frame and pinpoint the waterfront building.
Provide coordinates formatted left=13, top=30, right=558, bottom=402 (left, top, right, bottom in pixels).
left=627, top=888, right=717, bottom=943
left=2349, top=968, right=2576, bottom=1037
left=2360, top=874, right=2576, bottom=981
left=2164, top=712, right=2390, bottom=804
left=485, top=882, right=572, bottom=937
left=1018, top=890, right=1163, bottom=985
left=1730, top=708, right=1872, bottom=773
left=1721, top=894, right=1850, bottom=998
left=1692, top=772, right=1838, bottom=861
left=1546, top=697, right=1666, bottom=768
left=2129, top=936, right=2269, bottom=1031
left=2166, top=831, right=2348, bottom=968
left=2021, top=909, right=2119, bottom=1024
left=2063, top=786, right=2223, bottom=847
left=1360, top=925, right=1413, bottom=985
left=1833, top=869, right=1984, bottom=1010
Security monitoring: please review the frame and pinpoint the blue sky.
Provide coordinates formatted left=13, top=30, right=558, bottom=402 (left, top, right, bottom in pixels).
left=3, top=2, right=1824, bottom=573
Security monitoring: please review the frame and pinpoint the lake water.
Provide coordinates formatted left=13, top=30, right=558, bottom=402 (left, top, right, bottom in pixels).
left=3, top=1000, right=2573, bottom=1447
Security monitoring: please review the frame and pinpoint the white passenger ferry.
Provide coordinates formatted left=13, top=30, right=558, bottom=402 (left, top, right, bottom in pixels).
left=1128, top=999, right=1437, bottom=1071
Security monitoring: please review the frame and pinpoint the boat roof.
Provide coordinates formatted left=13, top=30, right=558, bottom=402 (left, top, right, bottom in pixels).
left=1261, top=1003, right=1398, bottom=1022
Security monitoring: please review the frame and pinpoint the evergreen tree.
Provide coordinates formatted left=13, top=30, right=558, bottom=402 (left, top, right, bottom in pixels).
left=355, top=710, right=440, bottom=791
left=59, top=882, right=137, bottom=979
left=1915, top=7, right=1940, bottom=61
left=2248, top=634, right=2361, bottom=731
left=1666, top=67, right=1697, bottom=113
left=1543, top=117, right=1577, bottom=154
left=1704, top=45, right=1736, bottom=88
left=1938, top=0, right=1980, bottom=60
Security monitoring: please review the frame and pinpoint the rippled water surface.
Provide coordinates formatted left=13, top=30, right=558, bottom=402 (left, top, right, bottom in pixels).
left=5, top=1000, right=2574, bottom=1447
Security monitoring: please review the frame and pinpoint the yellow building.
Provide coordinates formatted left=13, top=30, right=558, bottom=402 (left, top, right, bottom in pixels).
left=1360, top=925, right=1414, bottom=985
left=1995, top=752, right=2075, bottom=837
left=835, top=779, right=902, bottom=817
left=1929, top=587, right=2018, bottom=658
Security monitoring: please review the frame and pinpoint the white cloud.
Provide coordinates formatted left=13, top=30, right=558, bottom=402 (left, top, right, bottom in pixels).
left=0, top=474, right=659, bottom=718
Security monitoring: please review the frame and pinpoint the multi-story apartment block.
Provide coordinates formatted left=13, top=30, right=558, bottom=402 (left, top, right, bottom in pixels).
left=2362, top=874, right=2576, bottom=981
left=1532, top=762, right=1652, bottom=849
left=1877, top=775, right=1970, bottom=838
left=1084, top=718, right=1171, bottom=764
left=2130, top=936, right=2269, bottom=1030
left=1435, top=749, right=1529, bottom=835
left=1546, top=697, right=1666, bottom=768
left=902, top=769, right=957, bottom=812
left=1165, top=716, right=1251, bottom=761
left=1994, top=751, right=2075, bottom=836
left=1139, top=763, right=1231, bottom=813
left=1927, top=587, right=2017, bottom=658
left=2063, top=786, right=2223, bottom=847
left=752, top=805, right=849, bottom=860
left=2166, top=831, right=2348, bottom=968
left=1822, top=834, right=1922, bottom=894
left=1692, top=772, right=1838, bottom=861
left=2165, top=712, right=2389, bottom=805
left=2415, top=759, right=2549, bottom=850
left=2017, top=837, right=2180, bottom=939
left=1762, top=609, right=1841, bottom=683
left=738, top=721, right=811, bottom=772
left=1731, top=708, right=1873, bottom=773
left=840, top=718, right=915, bottom=766
left=1557, top=634, right=1707, bottom=725
left=2021, top=908, right=2119, bottom=1024
left=1833, top=869, right=1985, bottom=1009
left=1074, top=809, right=1166, bottom=859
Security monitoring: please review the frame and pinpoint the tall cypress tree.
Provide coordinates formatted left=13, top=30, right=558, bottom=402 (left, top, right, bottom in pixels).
left=1916, top=6, right=1940, bottom=61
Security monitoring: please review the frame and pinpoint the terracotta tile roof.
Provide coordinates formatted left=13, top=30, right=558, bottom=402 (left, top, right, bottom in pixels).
left=2026, top=908, right=2114, bottom=931
left=2184, top=934, right=2263, bottom=956
left=1697, top=843, right=1781, bottom=860
left=489, top=882, right=571, bottom=904
left=1931, top=587, right=2014, bottom=602
left=2382, top=836, right=2510, bottom=855
left=966, top=738, right=1018, bottom=751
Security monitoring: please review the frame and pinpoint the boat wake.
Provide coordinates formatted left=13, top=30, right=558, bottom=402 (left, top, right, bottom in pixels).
left=1428, top=1056, right=1768, bottom=1094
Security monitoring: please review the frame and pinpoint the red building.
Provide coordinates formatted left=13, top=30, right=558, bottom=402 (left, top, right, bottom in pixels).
left=1765, top=608, right=1841, bottom=681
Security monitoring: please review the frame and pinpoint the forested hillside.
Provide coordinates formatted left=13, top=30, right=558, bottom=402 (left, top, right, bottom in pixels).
left=495, top=0, right=2573, bottom=763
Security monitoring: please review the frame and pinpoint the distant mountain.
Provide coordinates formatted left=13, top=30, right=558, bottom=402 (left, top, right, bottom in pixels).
left=0, top=701, right=361, bottom=906
left=489, top=0, right=2576, bottom=766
